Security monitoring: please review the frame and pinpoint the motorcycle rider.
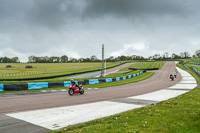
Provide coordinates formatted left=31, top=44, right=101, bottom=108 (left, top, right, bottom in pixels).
left=71, top=79, right=81, bottom=91
left=170, top=74, right=173, bottom=79
left=173, top=72, right=177, bottom=78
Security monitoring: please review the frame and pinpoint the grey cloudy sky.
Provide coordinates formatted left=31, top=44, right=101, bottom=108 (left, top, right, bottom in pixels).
left=0, top=0, right=200, bottom=62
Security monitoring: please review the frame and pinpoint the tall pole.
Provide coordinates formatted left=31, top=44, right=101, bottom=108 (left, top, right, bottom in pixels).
left=101, top=44, right=104, bottom=77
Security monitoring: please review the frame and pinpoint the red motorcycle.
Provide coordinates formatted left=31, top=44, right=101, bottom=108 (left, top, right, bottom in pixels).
left=68, top=84, right=84, bottom=96
left=170, top=75, right=174, bottom=81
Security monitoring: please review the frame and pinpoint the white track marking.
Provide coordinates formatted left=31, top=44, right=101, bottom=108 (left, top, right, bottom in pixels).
left=7, top=101, right=143, bottom=130
left=169, top=84, right=197, bottom=89
left=128, top=89, right=188, bottom=102
left=179, top=80, right=197, bottom=84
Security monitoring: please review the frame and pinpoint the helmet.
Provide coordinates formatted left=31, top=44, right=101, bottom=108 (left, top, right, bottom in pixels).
left=71, top=79, right=74, bottom=82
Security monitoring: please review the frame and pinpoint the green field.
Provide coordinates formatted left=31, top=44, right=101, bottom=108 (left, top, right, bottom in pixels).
left=120, top=62, right=165, bottom=71
left=181, top=58, right=200, bottom=64
left=49, top=62, right=200, bottom=133
left=0, top=62, right=120, bottom=79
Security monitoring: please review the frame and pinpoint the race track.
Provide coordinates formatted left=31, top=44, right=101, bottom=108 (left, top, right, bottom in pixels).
left=0, top=61, right=186, bottom=133
left=0, top=62, right=180, bottom=113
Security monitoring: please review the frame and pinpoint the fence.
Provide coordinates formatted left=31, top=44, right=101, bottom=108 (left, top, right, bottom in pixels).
left=0, top=70, right=63, bottom=78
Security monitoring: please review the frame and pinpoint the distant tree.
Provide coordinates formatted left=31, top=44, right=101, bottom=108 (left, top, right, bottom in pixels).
left=195, top=49, right=200, bottom=58
left=171, top=53, right=176, bottom=59
left=28, top=55, right=36, bottom=62
left=163, top=52, right=169, bottom=59
left=70, top=58, right=78, bottom=62
left=119, top=55, right=127, bottom=61
left=183, top=52, right=190, bottom=58
left=91, top=55, right=98, bottom=61
left=108, top=56, right=114, bottom=62
left=85, top=58, right=91, bottom=62
left=131, top=55, right=137, bottom=60
left=78, top=58, right=85, bottom=62
left=61, top=55, right=68, bottom=63
left=148, top=56, right=153, bottom=60
left=11, top=57, right=20, bottom=63
left=192, top=55, right=196, bottom=58
left=153, top=54, right=159, bottom=60
left=2, top=57, right=9, bottom=63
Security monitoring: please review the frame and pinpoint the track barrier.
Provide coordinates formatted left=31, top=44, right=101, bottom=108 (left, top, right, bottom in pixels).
left=0, top=71, right=145, bottom=92
left=193, top=63, right=200, bottom=66
left=192, top=67, right=200, bottom=76
left=184, top=64, right=189, bottom=69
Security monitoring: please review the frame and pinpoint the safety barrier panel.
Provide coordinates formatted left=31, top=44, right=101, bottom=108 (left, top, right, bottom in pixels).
left=0, top=71, right=145, bottom=91
left=0, top=84, right=3, bottom=92
left=192, top=67, right=200, bottom=76
left=193, top=63, right=199, bottom=65
left=184, top=64, right=189, bottom=69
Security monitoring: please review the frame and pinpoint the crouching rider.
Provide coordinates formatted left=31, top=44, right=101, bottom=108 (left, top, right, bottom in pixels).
left=71, top=79, right=81, bottom=91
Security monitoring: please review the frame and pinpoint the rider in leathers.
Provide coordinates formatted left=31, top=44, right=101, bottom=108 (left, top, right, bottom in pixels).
left=71, top=79, right=81, bottom=91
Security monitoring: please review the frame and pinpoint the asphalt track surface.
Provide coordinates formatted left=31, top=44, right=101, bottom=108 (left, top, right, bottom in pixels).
left=63, top=62, right=134, bottom=79
left=0, top=61, right=181, bottom=132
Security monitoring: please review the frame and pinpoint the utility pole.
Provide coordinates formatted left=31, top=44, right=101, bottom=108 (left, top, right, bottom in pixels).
left=101, top=44, right=104, bottom=77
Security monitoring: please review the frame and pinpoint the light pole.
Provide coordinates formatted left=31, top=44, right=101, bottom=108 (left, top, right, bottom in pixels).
left=101, top=44, right=104, bottom=77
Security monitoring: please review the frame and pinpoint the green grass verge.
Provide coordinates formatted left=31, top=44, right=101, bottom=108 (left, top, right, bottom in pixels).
left=181, top=58, right=200, bottom=64
left=120, top=62, right=165, bottom=71
left=49, top=64, right=200, bottom=133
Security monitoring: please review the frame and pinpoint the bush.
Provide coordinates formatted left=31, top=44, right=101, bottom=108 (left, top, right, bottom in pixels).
left=6, top=65, right=12, bottom=68
left=25, top=65, right=33, bottom=68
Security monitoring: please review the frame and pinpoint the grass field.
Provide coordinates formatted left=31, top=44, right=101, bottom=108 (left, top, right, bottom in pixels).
left=0, top=62, right=120, bottom=79
left=49, top=63, right=200, bottom=133
left=120, top=62, right=165, bottom=71
left=181, top=58, right=200, bottom=64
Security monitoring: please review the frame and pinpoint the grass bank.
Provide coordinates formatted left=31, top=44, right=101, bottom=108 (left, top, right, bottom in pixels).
left=0, top=62, right=120, bottom=80
left=120, top=62, right=165, bottom=71
left=49, top=63, right=200, bottom=133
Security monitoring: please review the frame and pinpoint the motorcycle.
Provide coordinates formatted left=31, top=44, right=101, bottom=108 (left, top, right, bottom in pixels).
left=68, top=84, right=84, bottom=96
left=170, top=75, right=174, bottom=81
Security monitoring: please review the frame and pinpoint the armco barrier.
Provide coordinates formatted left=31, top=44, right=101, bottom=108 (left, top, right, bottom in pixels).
left=0, top=71, right=145, bottom=91
left=0, top=84, right=3, bottom=92
left=184, top=64, right=189, bottom=69
left=193, top=63, right=199, bottom=65
left=192, top=67, right=200, bottom=76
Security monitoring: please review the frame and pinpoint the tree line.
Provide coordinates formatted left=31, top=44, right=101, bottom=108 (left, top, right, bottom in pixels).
left=0, top=50, right=200, bottom=63
left=0, top=57, right=20, bottom=63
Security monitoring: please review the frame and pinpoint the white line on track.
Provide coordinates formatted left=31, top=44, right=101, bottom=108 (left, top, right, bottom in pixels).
left=7, top=101, right=144, bottom=130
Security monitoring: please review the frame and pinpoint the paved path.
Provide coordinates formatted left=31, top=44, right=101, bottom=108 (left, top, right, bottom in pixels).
left=0, top=61, right=197, bottom=132
left=64, top=63, right=134, bottom=79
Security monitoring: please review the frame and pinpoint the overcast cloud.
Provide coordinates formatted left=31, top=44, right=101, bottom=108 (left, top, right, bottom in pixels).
left=0, top=0, right=200, bottom=62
